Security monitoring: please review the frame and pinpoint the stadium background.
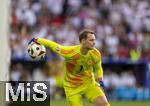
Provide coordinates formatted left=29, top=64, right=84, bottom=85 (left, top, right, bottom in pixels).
left=7, top=0, right=150, bottom=105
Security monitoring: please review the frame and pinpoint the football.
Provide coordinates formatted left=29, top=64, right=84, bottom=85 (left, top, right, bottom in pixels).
left=27, top=42, right=46, bottom=60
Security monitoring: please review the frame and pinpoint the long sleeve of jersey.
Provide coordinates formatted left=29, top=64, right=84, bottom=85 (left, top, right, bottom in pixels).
left=36, top=38, right=74, bottom=58
left=92, top=49, right=103, bottom=81
left=94, top=60, right=103, bottom=81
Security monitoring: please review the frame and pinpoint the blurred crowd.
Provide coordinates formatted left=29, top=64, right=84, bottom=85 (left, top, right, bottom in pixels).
left=104, top=68, right=150, bottom=100
left=10, top=0, right=150, bottom=61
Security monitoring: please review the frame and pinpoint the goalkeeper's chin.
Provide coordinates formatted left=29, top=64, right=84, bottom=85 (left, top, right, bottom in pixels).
left=89, top=46, right=95, bottom=50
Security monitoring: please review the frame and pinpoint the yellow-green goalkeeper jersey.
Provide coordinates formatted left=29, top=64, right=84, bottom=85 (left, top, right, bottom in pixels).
left=36, top=38, right=103, bottom=88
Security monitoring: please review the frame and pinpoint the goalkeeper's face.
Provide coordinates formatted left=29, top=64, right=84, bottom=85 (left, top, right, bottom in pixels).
left=84, top=33, right=96, bottom=50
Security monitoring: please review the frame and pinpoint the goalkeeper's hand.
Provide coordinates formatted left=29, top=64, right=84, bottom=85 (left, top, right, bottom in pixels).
left=99, top=80, right=106, bottom=92
left=96, top=78, right=106, bottom=92
left=28, top=38, right=38, bottom=45
left=99, top=80, right=107, bottom=96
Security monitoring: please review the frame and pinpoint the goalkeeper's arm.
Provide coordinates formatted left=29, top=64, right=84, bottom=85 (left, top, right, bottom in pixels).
left=94, top=59, right=106, bottom=93
left=28, top=38, right=73, bottom=58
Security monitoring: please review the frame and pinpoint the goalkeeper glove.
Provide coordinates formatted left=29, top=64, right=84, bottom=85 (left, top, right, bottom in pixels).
left=99, top=80, right=105, bottom=89
left=99, top=80, right=107, bottom=94
left=28, top=38, right=38, bottom=45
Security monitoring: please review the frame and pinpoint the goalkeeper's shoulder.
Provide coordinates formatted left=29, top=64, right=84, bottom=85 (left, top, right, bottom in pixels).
left=90, top=48, right=101, bottom=58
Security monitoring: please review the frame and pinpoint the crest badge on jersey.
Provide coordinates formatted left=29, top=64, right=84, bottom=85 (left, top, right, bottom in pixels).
left=87, top=60, right=94, bottom=65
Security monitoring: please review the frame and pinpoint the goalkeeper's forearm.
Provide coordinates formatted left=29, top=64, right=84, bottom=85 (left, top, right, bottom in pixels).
left=36, top=38, right=59, bottom=49
left=29, top=38, right=61, bottom=53
left=29, top=37, right=68, bottom=57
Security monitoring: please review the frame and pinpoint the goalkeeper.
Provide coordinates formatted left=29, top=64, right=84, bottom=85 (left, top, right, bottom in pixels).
left=29, top=30, right=110, bottom=106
